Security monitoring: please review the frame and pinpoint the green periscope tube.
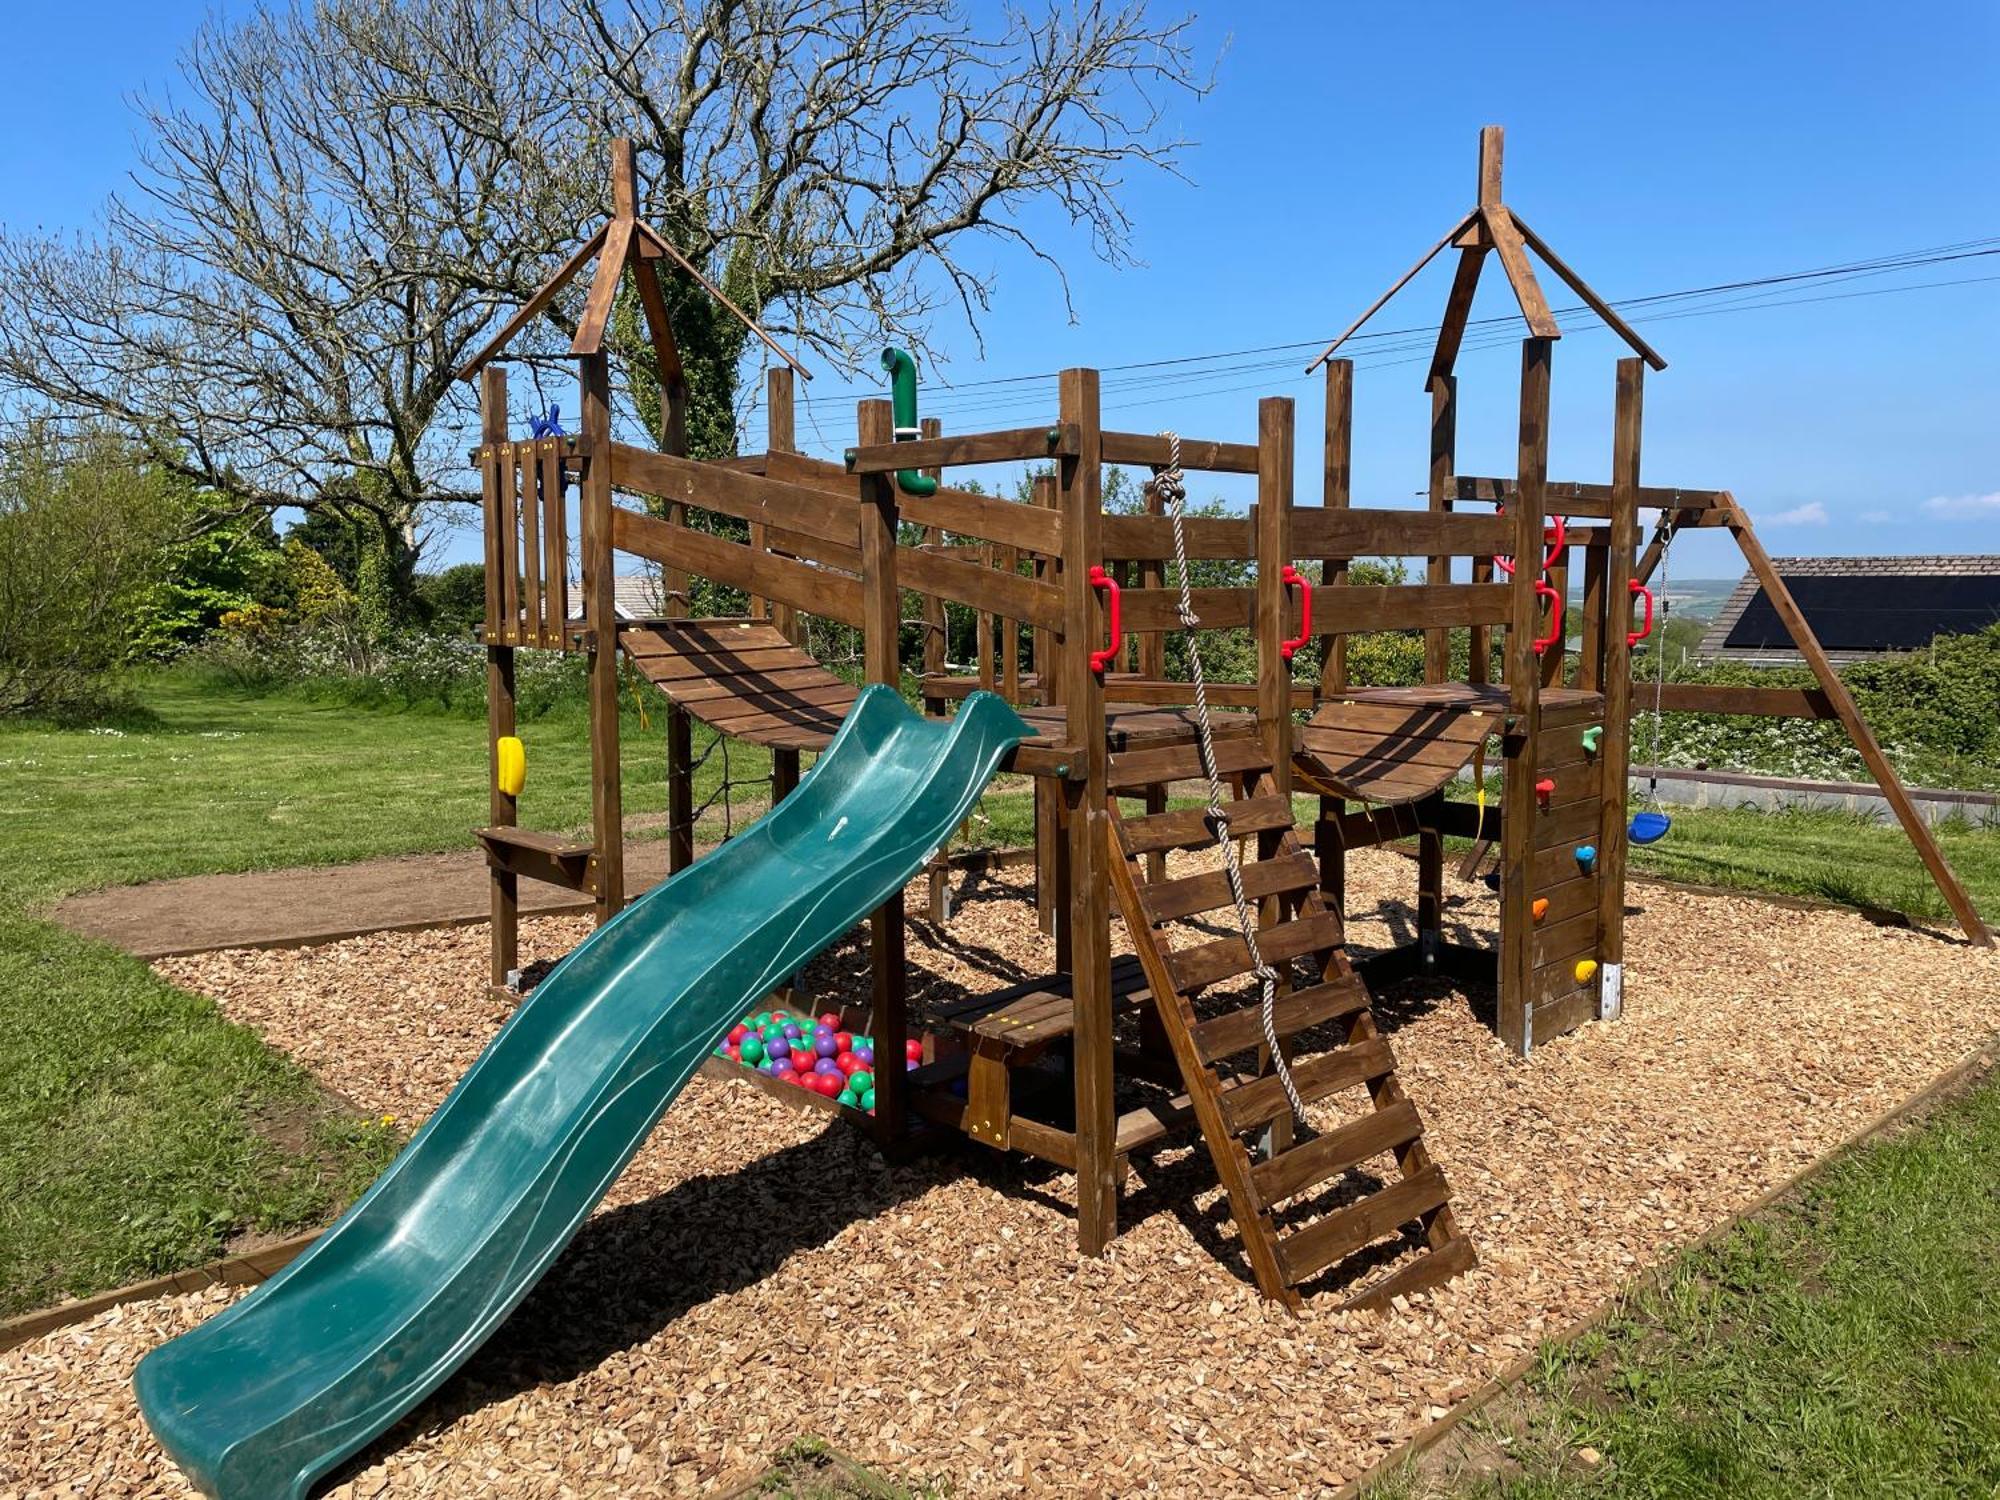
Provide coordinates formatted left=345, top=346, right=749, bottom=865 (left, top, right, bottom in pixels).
left=881, top=347, right=938, bottom=497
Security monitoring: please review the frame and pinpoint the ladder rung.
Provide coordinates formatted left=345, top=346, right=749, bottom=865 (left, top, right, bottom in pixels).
left=1139, top=850, right=1318, bottom=925
left=1107, top=736, right=1273, bottom=791
left=1275, top=1165, right=1451, bottom=1288
left=1191, top=975, right=1371, bottom=1064
left=1220, top=1035, right=1395, bottom=1134
left=1115, top=794, right=1295, bottom=856
left=1167, top=909, right=1344, bottom=995
left=1339, top=1233, right=1478, bottom=1312
left=1250, top=1098, right=1423, bottom=1208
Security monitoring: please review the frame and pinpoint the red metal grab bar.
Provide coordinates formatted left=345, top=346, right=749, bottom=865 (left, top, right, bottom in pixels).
left=1532, top=579, right=1563, bottom=656
left=1087, top=565, right=1122, bottom=674
left=1279, top=564, right=1312, bottom=661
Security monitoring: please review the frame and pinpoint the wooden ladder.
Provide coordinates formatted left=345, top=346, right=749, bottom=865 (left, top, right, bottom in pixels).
left=1104, top=738, right=1476, bottom=1310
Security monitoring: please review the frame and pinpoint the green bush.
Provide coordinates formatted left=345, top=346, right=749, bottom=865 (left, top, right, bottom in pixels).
left=0, top=426, right=182, bottom=716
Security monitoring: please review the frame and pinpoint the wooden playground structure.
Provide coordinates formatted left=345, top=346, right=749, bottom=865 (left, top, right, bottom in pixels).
left=460, top=130, right=1992, bottom=1310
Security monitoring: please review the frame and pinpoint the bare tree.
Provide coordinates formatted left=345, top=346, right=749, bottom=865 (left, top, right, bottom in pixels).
left=0, top=0, right=1203, bottom=574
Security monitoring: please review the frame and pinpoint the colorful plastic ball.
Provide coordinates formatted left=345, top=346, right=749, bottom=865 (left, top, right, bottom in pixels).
left=782, top=1024, right=803, bottom=1042
left=763, top=1058, right=791, bottom=1080
left=848, top=1069, right=874, bottom=1095
left=860, top=1088, right=876, bottom=1112
left=792, top=1052, right=816, bottom=1074
left=852, top=1046, right=874, bottom=1068
left=728, top=1024, right=748, bottom=1044
left=835, top=1031, right=854, bottom=1054
left=819, top=1012, right=841, bottom=1028
left=814, top=1033, right=839, bottom=1058
left=837, top=1053, right=864, bottom=1076
left=814, top=1073, right=843, bottom=1098
left=739, top=1036, right=765, bottom=1065
left=906, top=1057, right=919, bottom=1071
left=904, top=1038, right=924, bottom=1062
left=724, top=1044, right=740, bottom=1061
left=815, top=1057, right=842, bottom=1076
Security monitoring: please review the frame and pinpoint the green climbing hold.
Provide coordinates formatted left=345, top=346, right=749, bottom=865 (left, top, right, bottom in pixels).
left=1581, top=725, right=1603, bottom=754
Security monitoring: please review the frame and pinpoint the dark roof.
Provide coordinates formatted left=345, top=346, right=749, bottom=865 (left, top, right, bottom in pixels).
left=1698, top=555, right=2000, bottom=665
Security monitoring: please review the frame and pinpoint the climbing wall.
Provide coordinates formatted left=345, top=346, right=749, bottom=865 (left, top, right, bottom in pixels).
left=1513, top=692, right=1619, bottom=1048
left=1103, top=736, right=1476, bottom=1310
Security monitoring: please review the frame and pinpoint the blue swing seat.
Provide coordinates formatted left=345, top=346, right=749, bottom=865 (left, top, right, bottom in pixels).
left=1629, top=809, right=1671, bottom=845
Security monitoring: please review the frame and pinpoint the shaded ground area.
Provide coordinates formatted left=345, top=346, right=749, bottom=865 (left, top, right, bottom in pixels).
left=5, top=851, right=1996, bottom=1496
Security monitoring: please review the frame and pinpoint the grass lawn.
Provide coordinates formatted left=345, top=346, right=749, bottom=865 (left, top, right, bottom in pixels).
left=0, top=672, right=761, bottom=1318
left=1385, top=1065, right=2000, bottom=1498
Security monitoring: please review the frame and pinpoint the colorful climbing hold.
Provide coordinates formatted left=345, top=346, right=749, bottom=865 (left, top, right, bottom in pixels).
left=1574, top=958, right=1599, bottom=984
left=1581, top=726, right=1603, bottom=754
left=1532, top=898, right=1549, bottom=922
left=1535, top=777, right=1555, bottom=808
left=1575, top=844, right=1597, bottom=871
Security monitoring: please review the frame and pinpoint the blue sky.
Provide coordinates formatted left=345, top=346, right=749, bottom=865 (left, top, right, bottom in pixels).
left=2, top=1, right=1995, bottom=575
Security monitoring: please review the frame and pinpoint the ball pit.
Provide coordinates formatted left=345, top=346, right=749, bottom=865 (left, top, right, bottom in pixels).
left=712, top=1007, right=886, bottom=1114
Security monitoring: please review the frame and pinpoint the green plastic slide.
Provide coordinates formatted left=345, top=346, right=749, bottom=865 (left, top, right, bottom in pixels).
left=134, top=686, right=1028, bottom=1499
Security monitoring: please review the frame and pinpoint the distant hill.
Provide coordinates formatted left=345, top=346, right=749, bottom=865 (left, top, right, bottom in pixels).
left=1563, top=577, right=1738, bottom=621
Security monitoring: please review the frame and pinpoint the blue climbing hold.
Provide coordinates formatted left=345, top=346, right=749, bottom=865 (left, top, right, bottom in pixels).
left=529, top=404, right=566, bottom=439
left=1575, top=844, right=1597, bottom=870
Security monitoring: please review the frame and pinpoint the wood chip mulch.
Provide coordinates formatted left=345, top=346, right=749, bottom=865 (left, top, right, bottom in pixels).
left=4, top=851, right=1996, bottom=1498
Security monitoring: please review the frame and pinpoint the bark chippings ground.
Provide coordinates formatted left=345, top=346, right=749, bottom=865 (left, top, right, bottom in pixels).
left=5, top=850, right=1997, bottom=1497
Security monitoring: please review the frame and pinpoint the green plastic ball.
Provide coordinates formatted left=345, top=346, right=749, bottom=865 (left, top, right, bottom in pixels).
left=739, top=1035, right=765, bottom=1064
left=860, top=1088, right=875, bottom=1111
left=848, top=1069, right=874, bottom=1095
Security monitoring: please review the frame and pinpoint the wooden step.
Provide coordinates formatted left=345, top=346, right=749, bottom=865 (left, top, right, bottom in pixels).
left=1115, top=793, right=1295, bottom=856
left=1139, top=850, right=1318, bottom=925
left=1338, top=1233, right=1478, bottom=1312
left=1165, top=909, right=1344, bottom=994
left=1250, top=1099, right=1423, bottom=1207
left=1191, top=975, right=1373, bottom=1065
left=1274, top=1165, right=1451, bottom=1288
left=1219, top=1036, right=1397, bottom=1134
left=475, top=826, right=598, bottom=892
left=1107, top=736, right=1273, bottom=791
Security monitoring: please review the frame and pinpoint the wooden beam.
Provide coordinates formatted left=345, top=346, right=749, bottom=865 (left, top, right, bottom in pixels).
left=1642, top=683, right=1838, bottom=718
left=1510, top=211, right=1669, bottom=372
left=1059, top=367, right=1117, bottom=1255
left=845, top=425, right=1072, bottom=473
left=453, top=224, right=608, bottom=381
left=480, top=367, right=518, bottom=986
left=1425, top=375, right=1456, bottom=680
left=579, top=352, right=624, bottom=924
left=1288, top=508, right=1513, bottom=560
left=1482, top=204, right=1561, bottom=340
left=1720, top=495, right=1992, bottom=946
left=1597, top=359, right=1643, bottom=990
left=1307, top=210, right=1480, bottom=371
left=1100, top=430, right=1259, bottom=474
left=570, top=218, right=635, bottom=356
left=1428, top=246, right=1488, bottom=384
left=633, top=219, right=811, bottom=380
left=1477, top=124, right=1505, bottom=207
left=1256, top=397, right=1295, bottom=795
left=1318, top=359, right=1353, bottom=696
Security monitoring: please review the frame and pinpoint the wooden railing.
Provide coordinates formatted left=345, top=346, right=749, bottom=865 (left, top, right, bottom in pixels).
left=479, top=436, right=572, bottom=647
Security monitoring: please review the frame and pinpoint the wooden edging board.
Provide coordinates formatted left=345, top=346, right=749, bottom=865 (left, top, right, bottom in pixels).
left=1329, top=1036, right=2000, bottom=1500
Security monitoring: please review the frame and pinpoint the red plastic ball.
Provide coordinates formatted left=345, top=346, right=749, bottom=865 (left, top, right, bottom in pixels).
left=834, top=1031, right=854, bottom=1054
left=819, top=1012, right=841, bottom=1029
left=728, top=1024, right=748, bottom=1044
left=791, top=1052, right=815, bottom=1074
left=905, top=1038, right=924, bottom=1061
left=837, top=1053, right=864, bottom=1076
left=724, top=1045, right=740, bottom=1062
left=814, top=1073, right=843, bottom=1098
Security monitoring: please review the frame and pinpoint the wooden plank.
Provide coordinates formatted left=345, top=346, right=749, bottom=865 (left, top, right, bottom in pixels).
left=1533, top=797, right=1602, bottom=853
left=846, top=425, right=1070, bottom=473
left=1720, top=496, right=1991, bottom=946
left=1107, top=735, right=1271, bottom=791
left=1288, top=507, right=1513, bottom=560
left=897, top=542, right=1065, bottom=635
left=1482, top=204, right=1560, bottom=339
left=479, top=368, right=518, bottom=985
left=1101, top=512, right=1254, bottom=561
left=1341, top=1232, right=1478, bottom=1312
left=1531, top=987, right=1599, bottom=1047
left=1597, top=359, right=1643, bottom=980
left=1116, top=793, right=1296, bottom=855
left=1251, top=1099, right=1423, bottom=1208
left=454, top=224, right=609, bottom=381
left=763, top=449, right=1062, bottom=556
left=1296, top=725, right=1488, bottom=772
left=1100, top=430, right=1260, bottom=473
left=496, top=445, right=520, bottom=637
left=1140, top=850, right=1319, bottom=925
left=612, top=507, right=865, bottom=628
left=1191, top=974, right=1372, bottom=1065
left=1645, top=683, right=1840, bottom=718
left=1429, top=245, right=1487, bottom=382
left=519, top=446, right=544, bottom=644
left=1257, top=396, right=1295, bottom=798
left=1166, top=909, right=1345, bottom=994
left=610, top=443, right=860, bottom=551
left=539, top=441, right=567, bottom=644
left=1119, top=585, right=1255, bottom=632
left=1425, top=374, right=1455, bottom=682
left=1319, top=358, right=1354, bottom=696
left=1308, top=583, right=1512, bottom=633
left=1532, top=910, right=1599, bottom=968
left=1454, top=476, right=1723, bottom=515
left=1220, top=1036, right=1396, bottom=1134
left=1275, top=1164, right=1451, bottom=1288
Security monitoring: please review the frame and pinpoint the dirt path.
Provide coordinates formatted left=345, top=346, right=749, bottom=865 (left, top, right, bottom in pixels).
left=53, top=826, right=716, bottom=959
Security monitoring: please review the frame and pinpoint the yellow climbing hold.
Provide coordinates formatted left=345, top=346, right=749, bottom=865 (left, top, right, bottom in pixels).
left=1574, top=958, right=1599, bottom=984
left=496, top=735, right=526, bottom=797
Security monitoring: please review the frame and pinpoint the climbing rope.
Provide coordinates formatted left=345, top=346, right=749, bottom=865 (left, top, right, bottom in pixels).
left=1158, top=433, right=1308, bottom=1127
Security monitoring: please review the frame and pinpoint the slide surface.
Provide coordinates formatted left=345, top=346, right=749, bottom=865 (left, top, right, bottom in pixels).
left=134, top=686, right=1028, bottom=1499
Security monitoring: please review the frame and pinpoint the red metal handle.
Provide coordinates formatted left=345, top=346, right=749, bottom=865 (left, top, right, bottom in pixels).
left=1278, top=564, right=1312, bottom=661
left=1541, top=513, right=1568, bottom=572
left=1087, top=565, right=1122, bottom=674
left=1532, top=579, right=1562, bottom=655
left=1627, top=579, right=1655, bottom=647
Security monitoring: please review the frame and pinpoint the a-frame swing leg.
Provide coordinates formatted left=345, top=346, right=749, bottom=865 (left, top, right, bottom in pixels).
left=1721, top=497, right=1993, bottom=948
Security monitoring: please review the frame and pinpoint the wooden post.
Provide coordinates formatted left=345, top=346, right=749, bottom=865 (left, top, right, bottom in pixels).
left=1255, top=395, right=1297, bottom=1157
left=1031, top=473, right=1061, bottom=934
left=764, top=367, right=801, bottom=645
left=1419, top=374, right=1456, bottom=960
left=1723, top=499, right=1994, bottom=948
left=579, top=352, right=625, bottom=924
left=857, top=399, right=911, bottom=1141
left=1597, top=360, right=1643, bottom=1016
left=660, top=332, right=697, bottom=875
left=1059, top=367, right=1116, bottom=1255
left=918, top=415, right=949, bottom=712
left=481, top=366, right=519, bottom=987
left=1499, top=338, right=1552, bottom=1053
left=1316, top=360, right=1353, bottom=927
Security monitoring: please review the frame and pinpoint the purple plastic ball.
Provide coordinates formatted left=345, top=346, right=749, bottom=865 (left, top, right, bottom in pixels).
left=814, top=1057, right=842, bottom=1076
left=762, top=1058, right=790, bottom=1079
left=852, top=1046, right=874, bottom=1067
left=781, top=1023, right=803, bottom=1040
left=815, top=1033, right=840, bottom=1058
left=905, top=1057, right=919, bottom=1071
left=766, top=1037, right=791, bottom=1060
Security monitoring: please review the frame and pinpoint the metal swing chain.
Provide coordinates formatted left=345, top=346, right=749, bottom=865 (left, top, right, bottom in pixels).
left=1158, top=434, right=1309, bottom=1126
